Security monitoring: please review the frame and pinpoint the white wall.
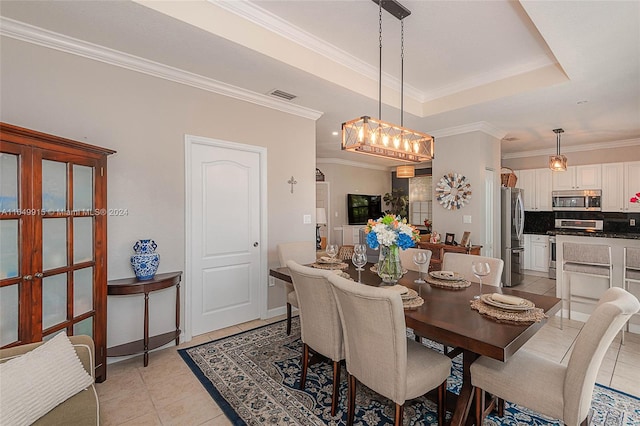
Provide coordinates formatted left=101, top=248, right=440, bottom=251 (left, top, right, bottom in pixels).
left=0, top=37, right=317, bottom=348
left=432, top=132, right=502, bottom=256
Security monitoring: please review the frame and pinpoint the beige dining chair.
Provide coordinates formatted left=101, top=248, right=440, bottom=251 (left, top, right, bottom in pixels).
left=399, top=248, right=432, bottom=272
left=471, top=287, right=640, bottom=426
left=287, top=261, right=345, bottom=416
left=277, top=241, right=317, bottom=335
left=442, top=252, right=504, bottom=287
left=622, top=247, right=640, bottom=344
left=327, top=273, right=452, bottom=426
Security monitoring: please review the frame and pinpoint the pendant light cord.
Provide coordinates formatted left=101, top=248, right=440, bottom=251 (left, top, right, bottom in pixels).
left=401, top=19, right=404, bottom=127
left=378, top=2, right=383, bottom=120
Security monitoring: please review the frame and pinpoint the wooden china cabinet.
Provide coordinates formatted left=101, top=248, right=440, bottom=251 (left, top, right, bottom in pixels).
left=0, top=123, right=115, bottom=382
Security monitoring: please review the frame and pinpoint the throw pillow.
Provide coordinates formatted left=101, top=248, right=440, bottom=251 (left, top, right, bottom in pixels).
left=0, top=332, right=94, bottom=426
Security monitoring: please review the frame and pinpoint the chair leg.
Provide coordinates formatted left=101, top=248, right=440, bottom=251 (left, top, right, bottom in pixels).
left=394, top=403, right=404, bottom=426
left=474, top=387, right=485, bottom=426
left=497, top=398, right=504, bottom=417
left=286, top=303, right=292, bottom=335
left=331, top=361, right=341, bottom=416
left=347, top=374, right=356, bottom=426
left=300, top=343, right=309, bottom=390
left=438, top=380, right=446, bottom=426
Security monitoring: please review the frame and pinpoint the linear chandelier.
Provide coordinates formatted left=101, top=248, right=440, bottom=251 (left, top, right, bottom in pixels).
left=549, top=128, right=567, bottom=172
left=341, top=0, right=434, bottom=163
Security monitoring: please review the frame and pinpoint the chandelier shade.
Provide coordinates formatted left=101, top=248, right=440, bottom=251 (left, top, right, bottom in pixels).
left=549, top=128, right=567, bottom=172
left=396, top=165, right=415, bottom=178
left=342, top=116, right=434, bottom=163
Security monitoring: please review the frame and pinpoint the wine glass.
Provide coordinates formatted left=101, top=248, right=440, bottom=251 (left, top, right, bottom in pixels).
left=353, top=244, right=367, bottom=270
left=413, top=251, right=428, bottom=284
left=472, top=261, right=491, bottom=300
left=326, top=244, right=338, bottom=270
left=352, top=253, right=367, bottom=282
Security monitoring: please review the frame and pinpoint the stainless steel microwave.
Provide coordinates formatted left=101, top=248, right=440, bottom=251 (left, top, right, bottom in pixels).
left=551, top=190, right=602, bottom=211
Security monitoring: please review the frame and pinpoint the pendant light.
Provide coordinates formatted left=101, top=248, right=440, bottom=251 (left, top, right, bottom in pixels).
left=549, top=128, right=567, bottom=172
left=341, top=0, right=434, bottom=163
left=396, top=165, right=415, bottom=178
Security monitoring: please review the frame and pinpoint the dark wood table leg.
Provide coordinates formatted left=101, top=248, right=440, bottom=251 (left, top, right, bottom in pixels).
left=449, top=349, right=478, bottom=426
left=175, top=281, right=181, bottom=345
left=143, top=292, right=149, bottom=367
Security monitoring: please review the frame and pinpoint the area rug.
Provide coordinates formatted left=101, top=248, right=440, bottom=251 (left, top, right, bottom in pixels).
left=179, top=318, right=640, bottom=426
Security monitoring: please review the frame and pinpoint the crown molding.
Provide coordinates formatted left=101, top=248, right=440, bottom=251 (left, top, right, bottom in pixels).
left=501, top=137, right=640, bottom=159
left=213, top=0, right=424, bottom=102
left=430, top=121, right=508, bottom=140
left=316, top=157, right=392, bottom=171
left=0, top=17, right=323, bottom=121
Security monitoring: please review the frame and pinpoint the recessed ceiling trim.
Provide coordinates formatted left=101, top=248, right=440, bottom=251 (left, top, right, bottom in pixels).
left=316, top=157, right=391, bottom=171
left=0, top=17, right=323, bottom=121
left=501, top=137, right=640, bottom=159
left=430, top=121, right=508, bottom=141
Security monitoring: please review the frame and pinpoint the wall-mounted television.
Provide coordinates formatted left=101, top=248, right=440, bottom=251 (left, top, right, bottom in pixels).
left=347, top=194, right=383, bottom=225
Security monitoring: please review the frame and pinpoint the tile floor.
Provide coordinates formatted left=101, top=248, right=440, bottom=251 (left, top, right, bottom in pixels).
left=96, top=274, right=640, bottom=425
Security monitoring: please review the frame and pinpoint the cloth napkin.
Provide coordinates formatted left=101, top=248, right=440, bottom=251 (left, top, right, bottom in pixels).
left=439, top=271, right=455, bottom=278
left=491, top=293, right=525, bottom=305
left=319, top=256, right=338, bottom=263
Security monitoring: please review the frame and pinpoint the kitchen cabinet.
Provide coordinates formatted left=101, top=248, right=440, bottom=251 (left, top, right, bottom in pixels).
left=515, top=168, right=552, bottom=211
left=552, top=165, right=602, bottom=190
left=530, top=235, right=550, bottom=272
left=0, top=123, right=114, bottom=382
left=523, top=235, right=531, bottom=270
left=601, top=161, right=640, bottom=212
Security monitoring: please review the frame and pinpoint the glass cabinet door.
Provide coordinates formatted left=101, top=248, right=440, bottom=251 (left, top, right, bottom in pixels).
left=0, top=143, right=31, bottom=346
left=34, top=150, right=99, bottom=341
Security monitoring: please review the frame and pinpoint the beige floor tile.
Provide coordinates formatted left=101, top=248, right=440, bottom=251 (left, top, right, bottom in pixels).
left=200, top=414, right=234, bottom=425
left=96, top=365, right=146, bottom=402
left=610, top=363, right=640, bottom=398
left=178, top=333, right=215, bottom=349
left=155, top=389, right=223, bottom=426
left=118, top=412, right=163, bottom=425
left=145, top=367, right=206, bottom=405
left=236, top=318, right=270, bottom=331
left=99, top=387, right=157, bottom=425
left=207, top=325, right=244, bottom=340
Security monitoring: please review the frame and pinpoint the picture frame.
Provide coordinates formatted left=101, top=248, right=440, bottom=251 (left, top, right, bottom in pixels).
left=460, top=231, right=471, bottom=247
left=444, top=233, right=455, bottom=245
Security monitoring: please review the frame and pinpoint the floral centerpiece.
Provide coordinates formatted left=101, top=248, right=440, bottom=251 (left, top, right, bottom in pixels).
left=631, top=193, right=640, bottom=204
left=365, top=214, right=420, bottom=284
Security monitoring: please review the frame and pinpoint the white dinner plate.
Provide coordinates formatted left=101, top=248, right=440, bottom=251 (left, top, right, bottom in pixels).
left=429, top=271, right=465, bottom=281
left=481, top=293, right=535, bottom=311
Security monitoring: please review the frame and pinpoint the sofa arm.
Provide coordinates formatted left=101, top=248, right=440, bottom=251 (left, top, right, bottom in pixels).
left=0, top=335, right=95, bottom=377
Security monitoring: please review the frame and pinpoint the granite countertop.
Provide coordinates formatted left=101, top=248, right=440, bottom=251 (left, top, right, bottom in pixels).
left=546, top=230, right=640, bottom=240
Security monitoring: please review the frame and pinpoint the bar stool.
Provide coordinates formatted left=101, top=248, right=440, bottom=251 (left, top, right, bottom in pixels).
left=562, top=242, right=612, bottom=324
left=622, top=247, right=640, bottom=344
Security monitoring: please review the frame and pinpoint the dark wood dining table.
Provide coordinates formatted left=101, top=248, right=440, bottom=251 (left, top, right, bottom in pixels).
left=270, top=262, right=561, bottom=426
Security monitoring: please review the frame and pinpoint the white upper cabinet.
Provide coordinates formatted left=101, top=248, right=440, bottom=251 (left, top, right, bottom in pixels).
left=515, top=168, right=552, bottom=211
left=552, top=165, right=602, bottom=190
left=601, top=163, right=624, bottom=212
left=625, top=161, right=640, bottom=212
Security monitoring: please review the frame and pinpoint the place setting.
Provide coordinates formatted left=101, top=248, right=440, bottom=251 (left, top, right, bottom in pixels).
left=425, top=270, right=471, bottom=289
left=311, top=244, right=349, bottom=270
left=385, top=284, right=424, bottom=310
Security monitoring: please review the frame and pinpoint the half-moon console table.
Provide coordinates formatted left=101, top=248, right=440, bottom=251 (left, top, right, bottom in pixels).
left=107, top=271, right=182, bottom=367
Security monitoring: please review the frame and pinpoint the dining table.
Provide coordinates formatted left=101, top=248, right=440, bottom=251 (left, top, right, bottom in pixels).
left=269, top=262, right=562, bottom=426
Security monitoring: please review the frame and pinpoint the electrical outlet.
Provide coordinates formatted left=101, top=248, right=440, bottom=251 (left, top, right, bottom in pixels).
left=268, top=276, right=275, bottom=287
left=303, top=214, right=311, bottom=224
left=463, top=215, right=472, bottom=224
left=631, top=219, right=636, bottom=226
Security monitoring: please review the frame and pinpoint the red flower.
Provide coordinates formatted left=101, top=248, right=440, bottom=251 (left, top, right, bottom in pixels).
left=631, top=197, right=639, bottom=203
left=636, top=192, right=640, bottom=197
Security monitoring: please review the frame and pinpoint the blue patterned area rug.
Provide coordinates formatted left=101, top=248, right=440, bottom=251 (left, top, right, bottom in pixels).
left=178, top=318, right=640, bottom=426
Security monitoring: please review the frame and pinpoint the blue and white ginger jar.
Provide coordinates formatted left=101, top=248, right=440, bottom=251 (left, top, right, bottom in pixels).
left=130, top=239, right=160, bottom=280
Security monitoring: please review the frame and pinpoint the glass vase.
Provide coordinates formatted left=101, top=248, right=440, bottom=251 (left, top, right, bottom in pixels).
left=377, top=244, right=402, bottom=285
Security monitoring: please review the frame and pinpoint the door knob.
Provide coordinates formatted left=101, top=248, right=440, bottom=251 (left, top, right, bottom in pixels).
left=253, top=242, right=259, bottom=247
left=34, top=272, right=43, bottom=278
left=23, top=275, right=33, bottom=281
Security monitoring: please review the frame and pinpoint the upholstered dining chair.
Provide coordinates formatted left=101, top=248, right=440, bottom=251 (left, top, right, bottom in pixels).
left=286, top=261, right=344, bottom=416
left=399, top=248, right=432, bottom=272
left=442, top=253, right=504, bottom=287
left=327, top=273, right=452, bottom=426
left=277, top=241, right=317, bottom=335
left=471, top=287, right=640, bottom=426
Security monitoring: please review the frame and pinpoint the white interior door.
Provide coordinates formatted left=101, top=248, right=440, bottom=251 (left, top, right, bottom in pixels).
left=186, top=136, right=266, bottom=337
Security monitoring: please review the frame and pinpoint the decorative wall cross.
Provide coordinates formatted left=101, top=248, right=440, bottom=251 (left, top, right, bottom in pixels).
left=288, top=176, right=297, bottom=193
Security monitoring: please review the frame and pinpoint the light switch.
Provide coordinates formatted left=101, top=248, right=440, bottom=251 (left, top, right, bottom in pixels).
left=463, top=215, right=472, bottom=224
left=303, top=214, right=311, bottom=224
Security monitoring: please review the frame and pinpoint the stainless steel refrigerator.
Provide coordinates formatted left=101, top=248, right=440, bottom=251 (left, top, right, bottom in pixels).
left=501, top=187, right=525, bottom=286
